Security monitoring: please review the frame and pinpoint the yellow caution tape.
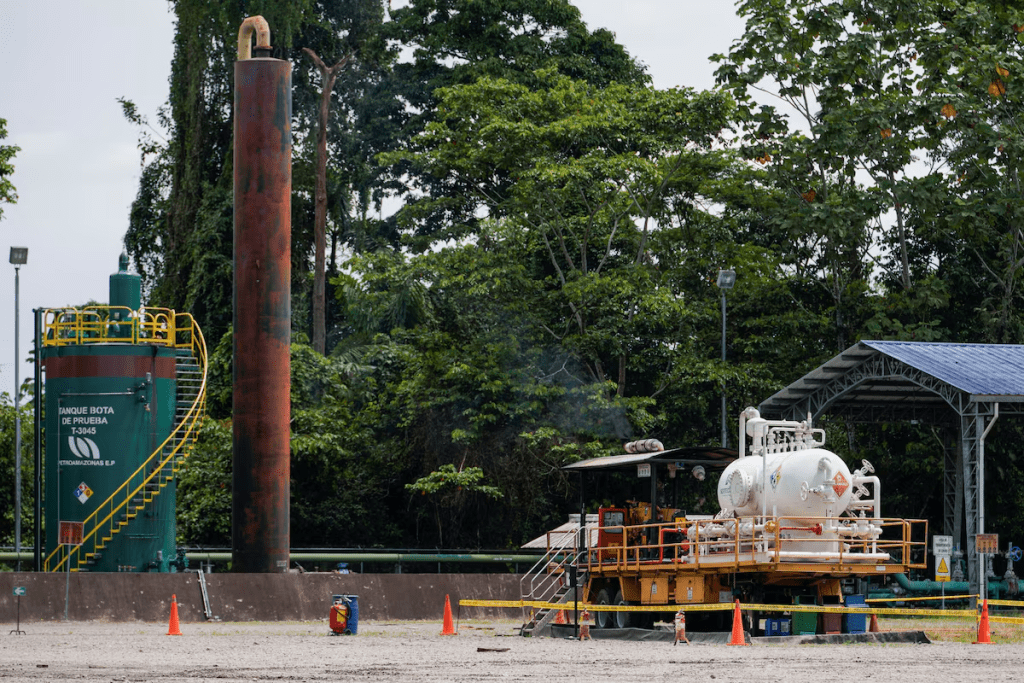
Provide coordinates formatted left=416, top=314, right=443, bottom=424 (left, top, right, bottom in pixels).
left=464, top=600, right=731, bottom=612
left=459, top=598, right=979, bottom=618
left=989, top=616, right=1024, bottom=625
left=460, top=599, right=529, bottom=609
left=986, top=599, right=1024, bottom=608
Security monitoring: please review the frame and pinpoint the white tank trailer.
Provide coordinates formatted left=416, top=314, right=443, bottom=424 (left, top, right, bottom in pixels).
left=692, top=407, right=887, bottom=563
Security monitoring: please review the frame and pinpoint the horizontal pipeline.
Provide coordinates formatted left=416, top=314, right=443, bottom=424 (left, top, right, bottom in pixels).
left=0, top=551, right=540, bottom=565
left=197, top=552, right=540, bottom=564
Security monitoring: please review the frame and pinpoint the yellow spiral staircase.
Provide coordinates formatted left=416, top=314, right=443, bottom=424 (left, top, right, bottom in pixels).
left=42, top=307, right=208, bottom=572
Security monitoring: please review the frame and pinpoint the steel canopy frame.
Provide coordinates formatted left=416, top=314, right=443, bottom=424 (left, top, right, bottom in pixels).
left=758, top=341, right=1024, bottom=603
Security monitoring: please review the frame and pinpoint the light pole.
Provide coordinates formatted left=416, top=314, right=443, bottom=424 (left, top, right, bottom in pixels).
left=10, top=246, right=27, bottom=571
left=716, top=268, right=736, bottom=448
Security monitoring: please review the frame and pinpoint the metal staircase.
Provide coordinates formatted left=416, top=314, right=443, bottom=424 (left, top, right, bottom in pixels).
left=519, top=523, right=590, bottom=637
left=44, top=310, right=207, bottom=573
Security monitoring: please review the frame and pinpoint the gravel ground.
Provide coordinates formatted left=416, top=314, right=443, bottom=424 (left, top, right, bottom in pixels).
left=1, top=619, right=1023, bottom=682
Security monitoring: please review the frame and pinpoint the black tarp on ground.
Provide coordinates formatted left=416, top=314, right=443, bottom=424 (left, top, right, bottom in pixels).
left=754, top=631, right=931, bottom=645
left=548, top=625, right=743, bottom=643
left=548, top=624, right=930, bottom=644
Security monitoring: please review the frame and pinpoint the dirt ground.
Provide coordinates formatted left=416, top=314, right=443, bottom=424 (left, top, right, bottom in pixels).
left=1, top=619, right=1023, bottom=682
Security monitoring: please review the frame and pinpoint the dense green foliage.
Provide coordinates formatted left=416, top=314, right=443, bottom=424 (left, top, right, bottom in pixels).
left=120, top=0, right=661, bottom=550
left=7, top=1, right=1024, bottom=560
left=106, top=0, right=1024, bottom=551
left=1, top=113, right=29, bottom=555
left=713, top=0, right=1024, bottom=348
left=0, top=396, right=33, bottom=554
left=709, top=0, right=1024, bottom=539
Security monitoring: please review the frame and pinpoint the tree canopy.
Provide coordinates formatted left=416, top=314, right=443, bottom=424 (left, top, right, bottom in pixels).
left=6, top=0, right=1024, bottom=559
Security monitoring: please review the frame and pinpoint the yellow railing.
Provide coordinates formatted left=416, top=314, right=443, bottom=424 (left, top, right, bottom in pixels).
left=583, top=516, right=929, bottom=574
left=42, top=306, right=183, bottom=347
left=43, top=309, right=208, bottom=573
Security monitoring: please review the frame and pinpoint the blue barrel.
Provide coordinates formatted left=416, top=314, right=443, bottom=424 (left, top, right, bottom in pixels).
left=330, top=594, right=360, bottom=635
left=345, top=595, right=359, bottom=635
left=844, top=595, right=867, bottom=633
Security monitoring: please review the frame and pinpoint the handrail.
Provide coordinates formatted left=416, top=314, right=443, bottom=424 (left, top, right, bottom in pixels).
left=520, top=526, right=587, bottom=627
left=580, top=515, right=928, bottom=574
left=42, top=306, right=181, bottom=347
left=43, top=311, right=207, bottom=572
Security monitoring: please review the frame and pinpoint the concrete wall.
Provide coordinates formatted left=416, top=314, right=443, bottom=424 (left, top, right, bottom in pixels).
left=0, top=573, right=524, bottom=623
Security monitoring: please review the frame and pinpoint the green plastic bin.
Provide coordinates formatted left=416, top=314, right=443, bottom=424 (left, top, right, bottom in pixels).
left=792, top=596, right=817, bottom=635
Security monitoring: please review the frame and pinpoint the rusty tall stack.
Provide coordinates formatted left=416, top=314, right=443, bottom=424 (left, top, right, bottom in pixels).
left=232, top=16, right=291, bottom=573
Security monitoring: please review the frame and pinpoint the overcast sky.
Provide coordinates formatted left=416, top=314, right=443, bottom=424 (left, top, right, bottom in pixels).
left=0, top=0, right=745, bottom=396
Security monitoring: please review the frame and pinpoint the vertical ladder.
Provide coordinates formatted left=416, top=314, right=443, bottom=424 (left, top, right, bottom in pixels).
left=162, top=348, right=204, bottom=474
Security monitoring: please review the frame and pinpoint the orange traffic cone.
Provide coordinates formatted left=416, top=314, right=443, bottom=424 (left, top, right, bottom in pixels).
left=167, top=594, right=182, bottom=636
left=869, top=613, right=880, bottom=633
left=727, top=599, right=748, bottom=646
left=974, top=599, right=992, bottom=644
left=441, top=594, right=457, bottom=636
left=554, top=609, right=567, bottom=624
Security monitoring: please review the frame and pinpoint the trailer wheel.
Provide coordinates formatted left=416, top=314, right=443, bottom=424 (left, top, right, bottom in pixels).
left=613, top=590, right=634, bottom=629
left=595, top=589, right=613, bottom=629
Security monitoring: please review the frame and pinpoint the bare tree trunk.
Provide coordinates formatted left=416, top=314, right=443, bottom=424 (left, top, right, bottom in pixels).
left=888, top=170, right=912, bottom=290
left=302, top=48, right=350, bottom=355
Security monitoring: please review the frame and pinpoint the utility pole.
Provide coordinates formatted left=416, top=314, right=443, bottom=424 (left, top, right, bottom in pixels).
left=716, top=268, right=736, bottom=448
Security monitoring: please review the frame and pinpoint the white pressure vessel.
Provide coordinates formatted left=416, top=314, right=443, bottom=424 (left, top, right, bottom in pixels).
left=716, top=447, right=854, bottom=523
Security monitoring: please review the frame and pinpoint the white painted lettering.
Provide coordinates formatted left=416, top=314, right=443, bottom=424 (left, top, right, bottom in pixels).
left=71, top=417, right=108, bottom=425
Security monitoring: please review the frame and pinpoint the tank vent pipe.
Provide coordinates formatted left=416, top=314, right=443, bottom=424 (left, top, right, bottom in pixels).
left=238, top=15, right=271, bottom=60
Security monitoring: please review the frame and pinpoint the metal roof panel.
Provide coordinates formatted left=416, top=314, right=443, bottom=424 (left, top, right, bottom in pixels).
left=521, top=515, right=599, bottom=550
left=562, top=447, right=736, bottom=472
left=862, top=340, right=1024, bottom=396
left=759, top=340, right=1024, bottom=420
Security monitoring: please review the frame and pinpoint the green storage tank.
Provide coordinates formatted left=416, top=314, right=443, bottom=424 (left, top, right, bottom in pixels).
left=41, top=255, right=201, bottom=573
left=43, top=344, right=178, bottom=572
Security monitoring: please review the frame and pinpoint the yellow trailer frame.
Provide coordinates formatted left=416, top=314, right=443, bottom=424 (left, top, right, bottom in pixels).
left=577, top=515, right=927, bottom=627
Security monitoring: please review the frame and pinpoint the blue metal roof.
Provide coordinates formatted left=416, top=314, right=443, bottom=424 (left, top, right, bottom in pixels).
left=758, top=340, right=1024, bottom=422
left=862, top=340, right=1024, bottom=397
